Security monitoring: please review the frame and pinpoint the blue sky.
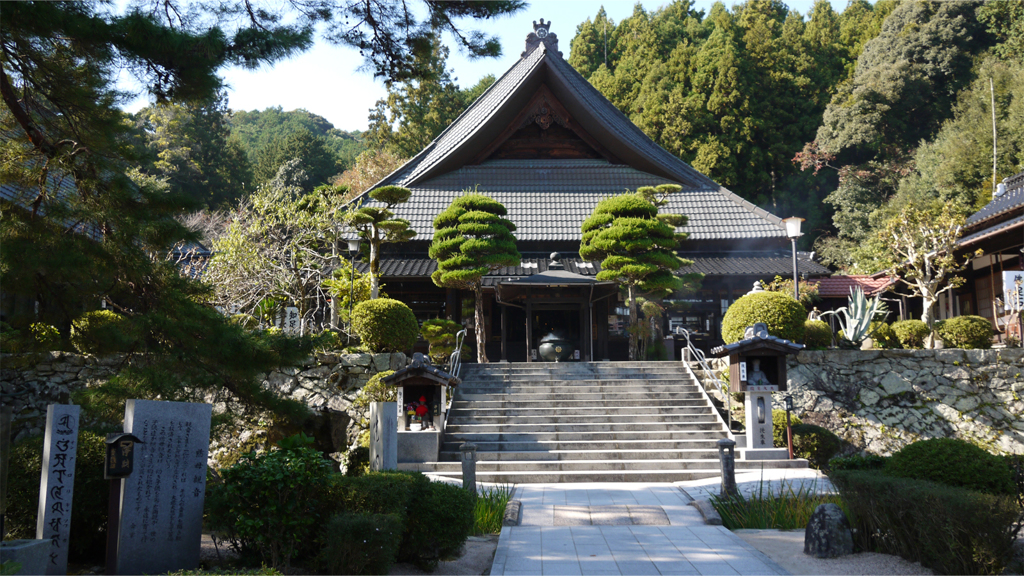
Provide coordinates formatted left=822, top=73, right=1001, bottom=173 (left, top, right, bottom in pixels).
left=122, top=0, right=849, bottom=131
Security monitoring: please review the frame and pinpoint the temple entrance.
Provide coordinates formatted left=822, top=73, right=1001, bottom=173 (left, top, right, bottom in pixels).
left=531, top=306, right=582, bottom=361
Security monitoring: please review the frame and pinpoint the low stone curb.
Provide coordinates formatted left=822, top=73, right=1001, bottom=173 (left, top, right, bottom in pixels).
left=689, top=499, right=722, bottom=525
left=503, top=500, right=522, bottom=526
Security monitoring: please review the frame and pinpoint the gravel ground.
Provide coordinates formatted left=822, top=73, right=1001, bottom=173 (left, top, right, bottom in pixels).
left=733, top=529, right=934, bottom=576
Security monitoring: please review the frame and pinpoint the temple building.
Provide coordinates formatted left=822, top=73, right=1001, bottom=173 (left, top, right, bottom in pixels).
left=348, top=20, right=829, bottom=361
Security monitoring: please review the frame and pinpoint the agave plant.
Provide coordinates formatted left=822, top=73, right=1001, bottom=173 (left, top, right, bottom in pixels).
left=821, top=287, right=888, bottom=348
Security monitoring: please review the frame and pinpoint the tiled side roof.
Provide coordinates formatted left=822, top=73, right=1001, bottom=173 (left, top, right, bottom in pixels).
left=966, top=170, right=1024, bottom=228
left=0, top=168, right=103, bottom=241
left=816, top=275, right=893, bottom=298
left=687, top=256, right=831, bottom=276
left=958, top=214, right=1024, bottom=247
left=381, top=159, right=785, bottom=242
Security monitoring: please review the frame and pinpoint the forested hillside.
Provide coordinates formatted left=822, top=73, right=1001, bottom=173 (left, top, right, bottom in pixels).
left=567, top=0, right=1023, bottom=271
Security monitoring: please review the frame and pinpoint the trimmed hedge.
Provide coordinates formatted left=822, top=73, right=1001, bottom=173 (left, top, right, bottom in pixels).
left=870, top=322, right=898, bottom=349
left=4, top=430, right=112, bottom=562
left=790, top=423, right=842, bottom=470
left=892, top=319, right=930, bottom=349
left=70, top=309, right=135, bottom=355
left=722, top=292, right=805, bottom=344
left=314, top=512, right=404, bottom=575
left=828, top=453, right=886, bottom=471
left=935, top=315, right=993, bottom=349
left=832, top=470, right=1019, bottom=575
left=885, top=438, right=1015, bottom=495
left=351, top=298, right=419, bottom=353
left=802, top=320, right=832, bottom=349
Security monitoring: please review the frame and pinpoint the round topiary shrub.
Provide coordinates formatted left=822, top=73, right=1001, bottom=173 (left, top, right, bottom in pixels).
left=790, top=423, right=842, bottom=470
left=892, top=319, right=930, bottom=349
left=722, top=291, right=806, bottom=344
left=351, top=299, right=419, bottom=353
left=70, top=310, right=136, bottom=355
left=870, top=322, right=898, bottom=349
left=803, top=320, right=832, bottom=349
left=934, top=315, right=993, bottom=349
left=420, top=319, right=469, bottom=365
left=886, top=438, right=1015, bottom=495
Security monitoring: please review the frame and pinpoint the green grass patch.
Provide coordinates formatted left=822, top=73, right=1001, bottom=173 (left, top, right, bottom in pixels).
left=709, top=478, right=845, bottom=530
left=473, top=484, right=515, bottom=535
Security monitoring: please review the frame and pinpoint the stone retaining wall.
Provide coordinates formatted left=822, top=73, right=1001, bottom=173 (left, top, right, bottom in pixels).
left=1, top=351, right=407, bottom=458
left=711, top=349, right=1023, bottom=455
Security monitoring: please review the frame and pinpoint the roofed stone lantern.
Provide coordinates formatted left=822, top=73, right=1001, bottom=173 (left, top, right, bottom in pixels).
left=383, top=353, right=460, bottom=463
left=712, top=323, right=803, bottom=456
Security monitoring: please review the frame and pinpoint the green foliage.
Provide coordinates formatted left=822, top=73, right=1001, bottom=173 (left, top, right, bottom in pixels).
left=722, top=292, right=806, bottom=344
left=892, top=319, right=930, bottom=349
left=0, top=321, right=21, bottom=353
left=886, top=438, right=1015, bottom=496
left=821, top=287, right=888, bottom=348
left=353, top=370, right=396, bottom=408
left=341, top=445, right=370, bottom=477
left=253, top=129, right=340, bottom=191
left=205, top=447, right=333, bottom=569
left=29, top=322, right=61, bottom=351
left=166, top=568, right=281, bottom=576
left=710, top=478, right=845, bottom=530
left=869, top=321, right=898, bottom=349
left=803, top=320, right=832, bottom=349
left=351, top=299, right=419, bottom=353
left=832, top=470, right=1020, bottom=575
left=346, top=185, right=415, bottom=298
left=70, top=310, right=135, bottom=355
left=934, top=315, right=994, bottom=349
left=4, top=430, right=112, bottom=562
left=314, top=512, right=404, bottom=575
left=790, top=423, right=842, bottom=470
left=402, top=480, right=476, bottom=571
left=772, top=409, right=801, bottom=449
left=828, top=453, right=887, bottom=471
left=473, top=484, right=515, bottom=535
left=420, top=319, right=468, bottom=365
left=764, top=275, right=822, bottom=312
left=430, top=193, right=520, bottom=363
left=229, top=107, right=364, bottom=175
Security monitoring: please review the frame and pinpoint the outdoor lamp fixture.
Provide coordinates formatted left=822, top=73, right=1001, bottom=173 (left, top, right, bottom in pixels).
left=783, top=217, right=804, bottom=301
left=347, top=239, right=361, bottom=345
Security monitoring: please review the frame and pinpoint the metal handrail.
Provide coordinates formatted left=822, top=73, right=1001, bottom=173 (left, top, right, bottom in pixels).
left=449, top=329, right=467, bottom=381
left=677, top=328, right=732, bottom=431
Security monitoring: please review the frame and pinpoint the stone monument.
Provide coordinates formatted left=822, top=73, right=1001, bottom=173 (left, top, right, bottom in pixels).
left=36, top=404, right=80, bottom=575
left=114, top=400, right=212, bottom=575
left=369, top=402, right=397, bottom=471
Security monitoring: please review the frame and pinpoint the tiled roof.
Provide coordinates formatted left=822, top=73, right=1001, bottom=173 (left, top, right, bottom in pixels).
left=687, top=255, right=831, bottom=276
left=374, top=160, right=786, bottom=242
left=816, top=275, right=893, bottom=298
left=0, top=166, right=103, bottom=241
left=361, top=256, right=830, bottom=280
left=958, top=214, right=1024, bottom=247
left=966, top=171, right=1024, bottom=228
left=352, top=42, right=788, bottom=245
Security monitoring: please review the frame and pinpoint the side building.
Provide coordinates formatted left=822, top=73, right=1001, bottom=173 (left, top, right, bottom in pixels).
left=347, top=21, right=829, bottom=361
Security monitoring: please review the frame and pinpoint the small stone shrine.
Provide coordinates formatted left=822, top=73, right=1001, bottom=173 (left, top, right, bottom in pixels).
left=114, top=400, right=212, bottom=575
left=712, top=323, right=803, bottom=455
left=383, top=353, right=460, bottom=463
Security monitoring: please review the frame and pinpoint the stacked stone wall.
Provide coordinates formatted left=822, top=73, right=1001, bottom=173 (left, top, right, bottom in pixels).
left=764, top=349, right=1022, bottom=454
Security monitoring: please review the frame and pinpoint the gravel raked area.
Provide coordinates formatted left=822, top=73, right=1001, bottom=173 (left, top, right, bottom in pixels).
left=734, top=529, right=934, bottom=575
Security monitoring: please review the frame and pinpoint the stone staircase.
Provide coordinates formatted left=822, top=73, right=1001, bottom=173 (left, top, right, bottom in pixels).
left=398, top=362, right=807, bottom=483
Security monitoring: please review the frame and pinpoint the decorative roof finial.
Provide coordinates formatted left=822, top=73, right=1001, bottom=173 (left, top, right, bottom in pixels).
left=523, top=19, right=562, bottom=58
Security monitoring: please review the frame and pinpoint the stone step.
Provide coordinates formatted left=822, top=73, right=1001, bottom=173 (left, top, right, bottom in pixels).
left=443, top=430, right=728, bottom=442
left=393, top=468, right=723, bottom=483
left=405, top=458, right=807, bottom=472
left=444, top=421, right=722, bottom=434
left=450, top=406, right=713, bottom=417
left=438, top=448, right=721, bottom=461
left=454, top=392, right=706, bottom=402
left=456, top=383, right=700, bottom=393
left=450, top=399, right=709, bottom=409
left=464, top=373, right=689, bottom=381
left=441, top=438, right=727, bottom=452
left=448, top=413, right=715, bottom=425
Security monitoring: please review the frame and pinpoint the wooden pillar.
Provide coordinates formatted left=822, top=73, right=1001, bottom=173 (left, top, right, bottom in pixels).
left=525, top=301, right=533, bottom=363
left=500, top=304, right=508, bottom=362
left=446, top=288, right=458, bottom=321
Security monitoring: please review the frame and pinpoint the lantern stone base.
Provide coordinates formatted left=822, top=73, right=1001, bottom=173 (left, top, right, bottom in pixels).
left=398, top=430, right=441, bottom=463
left=0, top=540, right=49, bottom=575
left=741, top=448, right=790, bottom=460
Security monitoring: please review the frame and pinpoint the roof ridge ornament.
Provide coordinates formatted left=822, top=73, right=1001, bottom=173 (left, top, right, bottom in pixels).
left=523, top=19, right=562, bottom=58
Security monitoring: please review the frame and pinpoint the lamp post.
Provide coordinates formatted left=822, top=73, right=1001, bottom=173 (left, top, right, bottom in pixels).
left=783, top=217, right=804, bottom=301
left=347, top=239, right=361, bottom=345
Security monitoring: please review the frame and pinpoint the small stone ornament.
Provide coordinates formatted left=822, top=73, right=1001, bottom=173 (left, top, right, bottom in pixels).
left=804, top=503, right=854, bottom=558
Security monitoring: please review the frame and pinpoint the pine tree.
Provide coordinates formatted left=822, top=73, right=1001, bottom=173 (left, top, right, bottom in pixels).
left=345, top=186, right=416, bottom=299
left=579, top=185, right=695, bottom=361
left=429, top=194, right=520, bottom=363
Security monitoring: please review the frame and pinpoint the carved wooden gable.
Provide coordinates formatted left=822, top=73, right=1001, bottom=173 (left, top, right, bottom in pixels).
left=471, top=85, right=621, bottom=164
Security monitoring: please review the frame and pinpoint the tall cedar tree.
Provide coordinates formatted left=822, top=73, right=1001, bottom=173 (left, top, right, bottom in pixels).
left=0, top=0, right=521, bottom=428
left=345, top=186, right=416, bottom=299
left=579, top=185, right=695, bottom=361
left=430, top=194, right=520, bottom=363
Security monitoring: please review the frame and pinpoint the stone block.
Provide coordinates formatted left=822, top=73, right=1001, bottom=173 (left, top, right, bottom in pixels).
left=935, top=349, right=966, bottom=364
left=372, top=353, right=391, bottom=373
left=369, top=402, right=397, bottom=471
left=880, top=372, right=912, bottom=396
left=998, top=348, right=1024, bottom=363
left=0, top=540, right=50, bottom=575
left=343, top=353, right=372, bottom=367
left=36, top=404, right=80, bottom=575
left=389, top=352, right=407, bottom=371
left=299, top=365, right=331, bottom=379
left=397, top=430, right=440, bottom=463
left=859, top=388, right=880, bottom=406
left=805, top=503, right=854, bottom=558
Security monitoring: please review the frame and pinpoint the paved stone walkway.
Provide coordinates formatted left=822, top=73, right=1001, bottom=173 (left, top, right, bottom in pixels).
left=490, top=483, right=789, bottom=576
